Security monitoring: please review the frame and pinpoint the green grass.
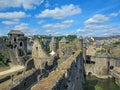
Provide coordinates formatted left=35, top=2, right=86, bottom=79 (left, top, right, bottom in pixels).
left=95, top=85, right=103, bottom=90
left=96, top=49, right=106, bottom=54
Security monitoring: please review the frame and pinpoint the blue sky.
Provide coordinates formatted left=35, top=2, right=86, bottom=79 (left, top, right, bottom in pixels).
left=0, top=0, right=120, bottom=37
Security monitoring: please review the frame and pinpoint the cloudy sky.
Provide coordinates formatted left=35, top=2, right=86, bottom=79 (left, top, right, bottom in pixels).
left=0, top=0, right=120, bottom=36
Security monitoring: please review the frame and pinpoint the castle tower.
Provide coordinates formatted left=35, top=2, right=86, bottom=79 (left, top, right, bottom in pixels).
left=49, top=37, right=57, bottom=52
left=8, top=30, right=27, bottom=65
left=32, top=38, right=49, bottom=69
left=75, top=36, right=83, bottom=50
left=8, top=30, right=27, bottom=55
left=58, top=37, right=69, bottom=58
left=59, top=37, right=69, bottom=49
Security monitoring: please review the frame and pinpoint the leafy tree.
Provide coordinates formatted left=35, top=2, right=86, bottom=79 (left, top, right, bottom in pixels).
left=66, top=35, right=77, bottom=42
left=0, top=53, right=10, bottom=66
left=112, top=41, right=120, bottom=45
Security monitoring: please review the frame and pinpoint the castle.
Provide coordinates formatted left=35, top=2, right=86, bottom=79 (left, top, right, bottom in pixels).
left=0, top=30, right=85, bottom=90
left=7, top=30, right=27, bottom=65
left=0, top=30, right=120, bottom=90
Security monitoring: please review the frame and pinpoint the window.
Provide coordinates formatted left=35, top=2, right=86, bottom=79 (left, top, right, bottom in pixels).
left=36, top=47, right=38, bottom=56
left=36, top=47, right=38, bottom=51
left=20, top=42, right=22, bottom=47
left=14, top=38, right=16, bottom=42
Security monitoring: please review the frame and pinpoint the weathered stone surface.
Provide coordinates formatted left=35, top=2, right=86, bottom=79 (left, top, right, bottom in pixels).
left=32, top=38, right=56, bottom=70
left=32, top=39, right=49, bottom=69
left=49, top=37, right=57, bottom=52
left=31, top=50, right=85, bottom=90
left=7, top=30, right=27, bottom=65
left=85, top=57, right=109, bottom=76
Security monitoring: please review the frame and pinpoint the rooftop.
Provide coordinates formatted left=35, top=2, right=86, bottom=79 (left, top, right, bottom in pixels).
left=59, top=37, right=69, bottom=43
left=8, top=30, right=24, bottom=35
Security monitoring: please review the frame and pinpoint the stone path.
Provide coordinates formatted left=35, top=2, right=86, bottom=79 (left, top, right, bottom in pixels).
left=0, top=65, right=24, bottom=78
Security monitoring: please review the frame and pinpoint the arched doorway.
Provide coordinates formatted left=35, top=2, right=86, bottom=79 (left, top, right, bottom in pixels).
left=88, top=72, right=92, bottom=76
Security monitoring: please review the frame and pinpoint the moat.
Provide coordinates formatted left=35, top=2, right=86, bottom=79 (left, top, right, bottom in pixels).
left=84, top=76, right=120, bottom=90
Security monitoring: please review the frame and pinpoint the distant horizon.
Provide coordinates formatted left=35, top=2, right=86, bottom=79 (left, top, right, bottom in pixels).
left=0, top=0, right=120, bottom=37
left=0, top=30, right=120, bottom=38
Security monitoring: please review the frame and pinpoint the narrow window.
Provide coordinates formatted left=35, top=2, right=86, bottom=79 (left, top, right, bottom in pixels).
left=14, top=38, right=16, bottom=42
left=36, top=47, right=38, bottom=56
left=20, top=42, right=22, bottom=47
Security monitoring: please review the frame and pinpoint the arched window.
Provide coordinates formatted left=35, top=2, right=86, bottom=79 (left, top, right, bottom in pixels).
left=88, top=72, right=92, bottom=76
left=36, top=47, right=38, bottom=56
left=20, top=42, right=22, bottom=47
left=36, top=47, right=38, bottom=50
left=14, top=38, right=16, bottom=42
left=110, top=66, right=114, bottom=70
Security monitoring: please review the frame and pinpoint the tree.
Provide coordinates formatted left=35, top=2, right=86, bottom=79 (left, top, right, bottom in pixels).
left=0, top=53, right=10, bottom=66
left=66, top=35, right=77, bottom=42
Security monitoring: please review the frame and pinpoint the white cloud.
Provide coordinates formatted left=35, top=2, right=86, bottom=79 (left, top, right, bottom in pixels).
left=14, top=23, right=40, bottom=35
left=54, top=32, right=61, bottom=35
left=62, top=20, right=74, bottom=24
left=45, top=30, right=61, bottom=36
left=110, top=13, right=118, bottom=17
left=74, top=24, right=120, bottom=37
left=46, top=30, right=53, bottom=33
left=83, top=14, right=111, bottom=36
left=0, top=11, right=27, bottom=19
left=76, top=29, right=86, bottom=33
left=36, top=4, right=81, bottom=19
left=85, top=24, right=113, bottom=30
left=85, top=14, right=109, bottom=25
left=109, top=10, right=120, bottom=17
left=0, top=0, right=44, bottom=10
left=43, top=20, right=74, bottom=29
left=2, top=20, right=19, bottom=25
left=45, top=0, right=50, bottom=8
left=70, top=12, right=120, bottom=37
left=38, top=20, right=45, bottom=24
left=14, top=23, right=29, bottom=30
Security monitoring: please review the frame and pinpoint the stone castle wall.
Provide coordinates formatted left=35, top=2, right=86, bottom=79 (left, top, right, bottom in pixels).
left=2, top=70, right=40, bottom=90
left=85, top=57, right=109, bottom=76
left=32, top=50, right=85, bottom=90
left=85, top=56, right=120, bottom=77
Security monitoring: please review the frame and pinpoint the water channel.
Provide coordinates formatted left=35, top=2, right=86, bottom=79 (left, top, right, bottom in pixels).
left=84, top=75, right=120, bottom=90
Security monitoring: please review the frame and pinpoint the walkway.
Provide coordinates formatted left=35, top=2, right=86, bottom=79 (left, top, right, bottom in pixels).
left=0, top=65, right=24, bottom=78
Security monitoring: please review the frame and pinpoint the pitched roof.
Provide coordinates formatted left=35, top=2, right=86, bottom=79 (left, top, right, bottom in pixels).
left=8, top=30, right=24, bottom=35
left=59, top=37, right=68, bottom=43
